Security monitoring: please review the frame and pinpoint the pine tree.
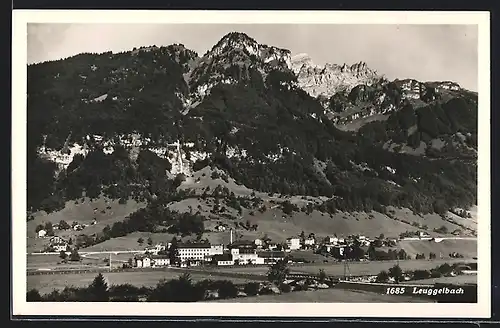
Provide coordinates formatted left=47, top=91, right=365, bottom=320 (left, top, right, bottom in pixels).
left=87, top=273, right=109, bottom=301
left=376, top=270, right=390, bottom=283
left=69, top=248, right=80, bottom=262
left=168, top=237, right=179, bottom=265
left=388, top=265, right=404, bottom=284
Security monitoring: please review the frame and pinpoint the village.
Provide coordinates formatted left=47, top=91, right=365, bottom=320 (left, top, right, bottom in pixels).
left=34, top=224, right=444, bottom=269
left=125, top=229, right=436, bottom=269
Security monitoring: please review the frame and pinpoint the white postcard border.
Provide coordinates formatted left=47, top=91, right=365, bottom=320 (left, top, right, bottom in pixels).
left=12, top=10, right=491, bottom=318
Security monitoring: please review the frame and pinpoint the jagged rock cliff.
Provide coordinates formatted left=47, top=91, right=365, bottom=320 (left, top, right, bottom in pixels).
left=292, top=53, right=382, bottom=99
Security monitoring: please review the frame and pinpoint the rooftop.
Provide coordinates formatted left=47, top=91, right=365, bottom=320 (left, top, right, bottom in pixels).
left=178, top=243, right=211, bottom=249
left=228, top=240, right=256, bottom=248
left=257, top=251, right=286, bottom=258
left=213, top=254, right=233, bottom=262
left=135, top=254, right=170, bottom=260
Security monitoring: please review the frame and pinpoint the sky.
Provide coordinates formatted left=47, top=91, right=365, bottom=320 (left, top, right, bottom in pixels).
left=27, top=24, right=478, bottom=91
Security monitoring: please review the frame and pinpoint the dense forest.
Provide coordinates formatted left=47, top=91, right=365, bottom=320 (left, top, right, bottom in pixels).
left=27, top=33, right=478, bottom=220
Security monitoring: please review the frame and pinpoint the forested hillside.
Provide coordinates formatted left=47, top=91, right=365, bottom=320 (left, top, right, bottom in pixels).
left=27, top=32, right=477, bottom=226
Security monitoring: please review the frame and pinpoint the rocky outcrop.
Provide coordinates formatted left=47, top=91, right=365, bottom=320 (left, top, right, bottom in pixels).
left=292, top=53, right=382, bottom=99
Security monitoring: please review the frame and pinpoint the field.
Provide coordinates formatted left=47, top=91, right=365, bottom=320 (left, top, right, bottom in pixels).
left=27, top=256, right=477, bottom=296
left=81, top=231, right=177, bottom=252
left=27, top=254, right=105, bottom=270
left=214, top=288, right=433, bottom=303
left=198, top=259, right=477, bottom=277
left=386, top=207, right=477, bottom=234
left=391, top=239, right=477, bottom=259
left=288, top=250, right=328, bottom=263
left=27, top=269, right=258, bottom=295
left=177, top=166, right=475, bottom=239
left=400, top=274, right=477, bottom=285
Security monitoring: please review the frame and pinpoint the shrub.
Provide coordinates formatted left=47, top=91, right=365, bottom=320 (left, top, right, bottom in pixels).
left=216, top=280, right=238, bottom=299
left=412, top=270, right=431, bottom=280
left=26, top=289, right=42, bottom=301
left=279, top=283, right=291, bottom=293
left=259, top=286, right=274, bottom=295
left=243, top=282, right=260, bottom=296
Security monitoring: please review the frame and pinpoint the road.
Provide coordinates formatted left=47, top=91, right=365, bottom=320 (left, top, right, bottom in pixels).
left=28, top=250, right=147, bottom=256
left=399, top=237, right=477, bottom=241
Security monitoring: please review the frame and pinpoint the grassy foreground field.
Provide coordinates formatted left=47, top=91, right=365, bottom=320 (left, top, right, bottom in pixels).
left=27, top=269, right=258, bottom=295
left=400, top=274, right=477, bottom=285
left=213, top=288, right=433, bottom=303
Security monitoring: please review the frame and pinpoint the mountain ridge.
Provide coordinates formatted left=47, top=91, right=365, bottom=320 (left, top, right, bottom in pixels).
left=27, top=30, right=477, bottom=239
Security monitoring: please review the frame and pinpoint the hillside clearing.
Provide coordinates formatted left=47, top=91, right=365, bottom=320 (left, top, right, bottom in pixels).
left=81, top=232, right=177, bottom=252
left=27, top=197, right=145, bottom=253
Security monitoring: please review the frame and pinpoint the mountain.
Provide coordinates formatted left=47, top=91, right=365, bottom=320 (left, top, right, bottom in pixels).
left=188, top=32, right=292, bottom=104
left=292, top=53, right=382, bottom=98
left=26, top=32, right=477, bottom=245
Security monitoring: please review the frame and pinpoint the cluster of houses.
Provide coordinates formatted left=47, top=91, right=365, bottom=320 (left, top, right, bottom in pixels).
left=36, top=219, right=97, bottom=238
left=135, top=239, right=288, bottom=268
left=285, top=234, right=379, bottom=252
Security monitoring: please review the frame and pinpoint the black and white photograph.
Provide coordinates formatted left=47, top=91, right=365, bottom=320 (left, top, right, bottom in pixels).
left=12, top=10, right=490, bottom=318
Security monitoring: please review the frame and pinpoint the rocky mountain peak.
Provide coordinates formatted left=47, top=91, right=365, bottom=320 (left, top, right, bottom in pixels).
left=209, top=32, right=260, bottom=58
left=293, top=55, right=382, bottom=99
left=291, top=53, right=317, bottom=74
left=187, top=32, right=293, bottom=104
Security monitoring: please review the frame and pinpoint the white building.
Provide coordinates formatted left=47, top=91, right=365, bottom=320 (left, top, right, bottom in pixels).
left=304, top=237, right=316, bottom=246
left=178, top=243, right=212, bottom=263
left=145, top=244, right=167, bottom=255
left=257, top=251, right=286, bottom=264
left=229, top=241, right=263, bottom=265
left=323, top=244, right=336, bottom=253
left=419, top=231, right=431, bottom=238
left=53, top=244, right=68, bottom=252
left=212, top=254, right=234, bottom=266
left=151, top=255, right=170, bottom=267
left=266, top=243, right=279, bottom=251
left=135, top=256, right=152, bottom=268
left=210, top=244, right=224, bottom=256
left=215, top=224, right=227, bottom=232
left=286, top=237, right=301, bottom=251
left=254, top=239, right=263, bottom=248
left=326, top=236, right=339, bottom=245
left=37, top=230, right=47, bottom=238
left=50, top=236, right=65, bottom=244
